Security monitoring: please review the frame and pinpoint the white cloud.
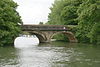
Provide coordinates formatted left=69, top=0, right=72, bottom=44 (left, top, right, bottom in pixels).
left=13, top=0, right=54, bottom=24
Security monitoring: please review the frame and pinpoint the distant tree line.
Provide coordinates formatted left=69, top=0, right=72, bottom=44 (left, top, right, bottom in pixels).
left=46, top=0, right=100, bottom=44
left=0, top=0, right=22, bottom=46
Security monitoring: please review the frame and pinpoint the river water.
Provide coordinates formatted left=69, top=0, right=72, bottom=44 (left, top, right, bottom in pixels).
left=0, top=37, right=100, bottom=67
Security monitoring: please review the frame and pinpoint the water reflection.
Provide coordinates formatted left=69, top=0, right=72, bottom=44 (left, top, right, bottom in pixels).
left=16, top=47, right=52, bottom=67
left=14, top=37, right=76, bottom=67
left=0, top=37, right=100, bottom=67
left=14, top=37, right=39, bottom=48
left=15, top=45, right=74, bottom=67
left=0, top=47, right=19, bottom=67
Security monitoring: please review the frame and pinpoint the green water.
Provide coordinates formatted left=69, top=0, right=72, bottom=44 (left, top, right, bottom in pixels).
left=0, top=41, right=100, bottom=67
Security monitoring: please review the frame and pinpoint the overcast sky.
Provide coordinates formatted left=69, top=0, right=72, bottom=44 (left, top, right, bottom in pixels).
left=13, top=0, right=54, bottom=24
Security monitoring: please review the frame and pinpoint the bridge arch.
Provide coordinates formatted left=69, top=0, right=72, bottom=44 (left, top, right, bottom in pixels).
left=50, top=31, right=78, bottom=43
left=29, top=31, right=46, bottom=43
left=23, top=31, right=78, bottom=43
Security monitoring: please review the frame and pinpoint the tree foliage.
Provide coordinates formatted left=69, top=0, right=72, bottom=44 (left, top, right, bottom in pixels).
left=47, top=0, right=81, bottom=41
left=47, top=0, right=81, bottom=25
left=76, top=0, right=100, bottom=44
left=0, top=0, right=22, bottom=46
left=47, top=0, right=100, bottom=44
left=39, top=22, right=44, bottom=25
left=47, top=0, right=66, bottom=25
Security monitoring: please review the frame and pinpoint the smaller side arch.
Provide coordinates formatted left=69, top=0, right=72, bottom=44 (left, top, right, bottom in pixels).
left=50, top=31, right=78, bottom=43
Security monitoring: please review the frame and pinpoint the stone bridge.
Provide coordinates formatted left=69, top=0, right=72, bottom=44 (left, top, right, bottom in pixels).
left=22, top=25, right=78, bottom=43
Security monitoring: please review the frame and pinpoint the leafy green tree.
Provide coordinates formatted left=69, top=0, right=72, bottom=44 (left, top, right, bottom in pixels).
left=47, top=0, right=81, bottom=25
left=39, top=22, right=44, bottom=25
left=47, top=0, right=66, bottom=25
left=47, top=0, right=100, bottom=44
left=60, top=0, right=82, bottom=25
left=76, top=0, right=100, bottom=44
left=0, top=0, right=22, bottom=46
left=47, top=0, right=81, bottom=41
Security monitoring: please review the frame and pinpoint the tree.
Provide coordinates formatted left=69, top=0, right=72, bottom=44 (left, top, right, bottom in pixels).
left=47, top=0, right=66, bottom=25
left=0, top=0, right=22, bottom=46
left=76, top=0, right=100, bottom=44
left=47, top=0, right=82, bottom=41
left=39, top=22, right=44, bottom=25
left=47, top=0, right=82, bottom=25
left=47, top=0, right=100, bottom=44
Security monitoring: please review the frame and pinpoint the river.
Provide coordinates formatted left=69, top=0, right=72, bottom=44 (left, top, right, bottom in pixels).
left=0, top=37, right=100, bottom=67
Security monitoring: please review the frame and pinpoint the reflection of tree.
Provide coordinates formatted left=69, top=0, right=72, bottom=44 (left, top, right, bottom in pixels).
left=0, top=47, right=19, bottom=66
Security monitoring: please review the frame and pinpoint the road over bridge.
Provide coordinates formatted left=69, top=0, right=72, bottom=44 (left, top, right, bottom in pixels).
left=22, top=25, right=78, bottom=43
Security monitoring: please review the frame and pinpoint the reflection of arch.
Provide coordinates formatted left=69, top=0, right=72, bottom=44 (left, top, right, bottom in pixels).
left=51, top=31, right=78, bottom=43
